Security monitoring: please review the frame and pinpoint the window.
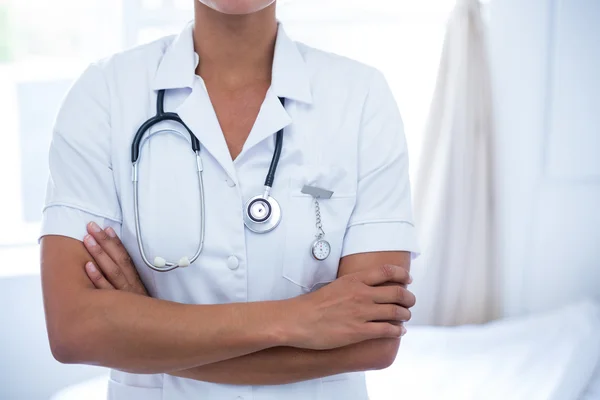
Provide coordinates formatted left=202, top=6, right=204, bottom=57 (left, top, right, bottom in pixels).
left=0, top=0, right=454, bottom=275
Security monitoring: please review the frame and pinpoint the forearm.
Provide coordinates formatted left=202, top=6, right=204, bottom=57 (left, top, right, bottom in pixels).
left=172, top=252, right=412, bottom=385
left=172, top=338, right=400, bottom=385
left=51, top=289, right=290, bottom=374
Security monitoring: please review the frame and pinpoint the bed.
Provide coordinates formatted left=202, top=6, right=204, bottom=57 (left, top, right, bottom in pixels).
left=52, top=300, right=600, bottom=400
left=581, top=364, right=600, bottom=400
left=367, top=299, right=600, bottom=400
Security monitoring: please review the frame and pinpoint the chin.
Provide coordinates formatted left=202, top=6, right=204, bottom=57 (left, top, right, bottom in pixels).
left=199, top=0, right=276, bottom=15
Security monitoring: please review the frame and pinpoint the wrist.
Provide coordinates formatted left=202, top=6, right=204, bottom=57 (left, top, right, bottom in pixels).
left=265, top=298, right=306, bottom=348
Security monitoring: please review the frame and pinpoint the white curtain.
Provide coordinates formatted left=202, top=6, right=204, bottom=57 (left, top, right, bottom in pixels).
left=410, top=0, right=499, bottom=326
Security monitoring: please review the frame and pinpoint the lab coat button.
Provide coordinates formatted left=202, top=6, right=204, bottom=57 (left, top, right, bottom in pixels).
left=225, top=178, right=236, bottom=187
left=227, top=256, right=240, bottom=270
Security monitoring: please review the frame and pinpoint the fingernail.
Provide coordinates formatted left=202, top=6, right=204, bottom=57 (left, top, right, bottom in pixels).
left=408, top=274, right=414, bottom=284
left=89, top=222, right=102, bottom=233
left=84, top=235, right=97, bottom=246
left=85, top=262, right=96, bottom=272
left=105, top=227, right=117, bottom=238
left=401, top=326, right=408, bottom=336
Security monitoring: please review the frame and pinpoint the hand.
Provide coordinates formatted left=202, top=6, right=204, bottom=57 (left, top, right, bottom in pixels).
left=82, top=222, right=149, bottom=296
left=288, top=264, right=415, bottom=350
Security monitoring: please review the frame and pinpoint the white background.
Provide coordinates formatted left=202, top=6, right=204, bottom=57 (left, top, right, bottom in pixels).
left=488, top=0, right=600, bottom=316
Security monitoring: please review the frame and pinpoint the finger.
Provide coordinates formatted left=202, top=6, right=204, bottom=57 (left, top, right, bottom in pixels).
left=83, top=233, right=131, bottom=291
left=370, top=285, right=417, bottom=308
left=380, top=281, right=407, bottom=290
left=367, top=304, right=412, bottom=323
left=85, top=262, right=115, bottom=290
left=362, top=322, right=406, bottom=340
left=358, top=264, right=411, bottom=287
left=100, top=226, right=144, bottom=288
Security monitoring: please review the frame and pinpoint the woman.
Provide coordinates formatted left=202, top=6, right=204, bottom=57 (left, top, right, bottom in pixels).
left=40, top=1, right=419, bottom=399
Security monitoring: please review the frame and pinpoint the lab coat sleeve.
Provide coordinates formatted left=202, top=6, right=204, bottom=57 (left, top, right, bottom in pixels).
left=341, top=69, right=420, bottom=258
left=40, top=63, right=122, bottom=242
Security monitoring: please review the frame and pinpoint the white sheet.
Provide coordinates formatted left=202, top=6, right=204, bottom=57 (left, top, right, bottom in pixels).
left=367, top=300, right=600, bottom=400
left=580, top=363, right=600, bottom=400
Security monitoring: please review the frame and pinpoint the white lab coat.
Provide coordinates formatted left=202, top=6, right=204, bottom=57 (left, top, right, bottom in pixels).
left=41, top=22, right=419, bottom=400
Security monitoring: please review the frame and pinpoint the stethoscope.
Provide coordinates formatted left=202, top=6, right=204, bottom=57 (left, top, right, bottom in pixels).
left=131, top=89, right=285, bottom=272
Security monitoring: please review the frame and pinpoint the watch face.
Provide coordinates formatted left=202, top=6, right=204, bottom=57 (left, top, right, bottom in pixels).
left=311, top=239, right=331, bottom=261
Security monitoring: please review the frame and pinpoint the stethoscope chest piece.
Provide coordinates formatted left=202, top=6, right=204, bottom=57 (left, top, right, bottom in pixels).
left=243, top=194, right=282, bottom=233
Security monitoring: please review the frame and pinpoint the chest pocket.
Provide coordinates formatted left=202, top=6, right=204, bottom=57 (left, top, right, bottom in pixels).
left=282, top=170, right=356, bottom=292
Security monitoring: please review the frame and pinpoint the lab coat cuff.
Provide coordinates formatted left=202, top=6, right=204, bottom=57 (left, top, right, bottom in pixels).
left=39, top=205, right=121, bottom=243
left=341, top=220, right=420, bottom=259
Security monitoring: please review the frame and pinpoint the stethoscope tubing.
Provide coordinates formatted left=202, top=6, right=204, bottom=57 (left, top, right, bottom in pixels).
left=130, top=89, right=284, bottom=272
left=132, top=151, right=206, bottom=272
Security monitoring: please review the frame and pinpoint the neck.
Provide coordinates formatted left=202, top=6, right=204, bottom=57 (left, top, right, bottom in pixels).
left=193, top=2, right=278, bottom=90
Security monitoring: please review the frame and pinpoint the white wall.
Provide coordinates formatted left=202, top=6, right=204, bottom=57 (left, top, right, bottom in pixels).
left=488, top=0, right=600, bottom=317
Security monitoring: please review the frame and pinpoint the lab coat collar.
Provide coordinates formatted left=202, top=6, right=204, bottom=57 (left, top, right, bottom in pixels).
left=152, top=22, right=198, bottom=91
left=152, top=22, right=313, bottom=105
left=270, top=23, right=313, bottom=104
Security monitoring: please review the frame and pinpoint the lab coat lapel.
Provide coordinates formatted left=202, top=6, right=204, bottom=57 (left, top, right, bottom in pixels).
left=238, top=90, right=292, bottom=161
left=176, top=80, right=237, bottom=180
left=236, top=24, right=312, bottom=160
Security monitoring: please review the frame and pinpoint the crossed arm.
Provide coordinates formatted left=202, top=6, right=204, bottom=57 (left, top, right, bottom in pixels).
left=41, top=223, right=413, bottom=384
left=172, top=336, right=401, bottom=385
left=170, top=253, right=411, bottom=385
